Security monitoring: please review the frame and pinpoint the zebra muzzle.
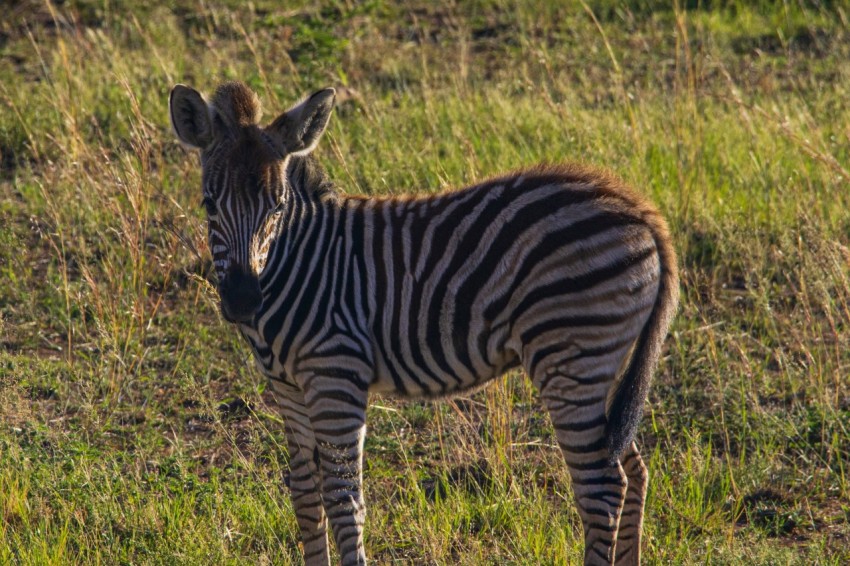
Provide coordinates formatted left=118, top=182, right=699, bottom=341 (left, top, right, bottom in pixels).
left=218, top=265, right=262, bottom=323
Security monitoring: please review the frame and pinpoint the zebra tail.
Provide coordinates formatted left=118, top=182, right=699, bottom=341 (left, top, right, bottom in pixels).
left=604, top=212, right=679, bottom=464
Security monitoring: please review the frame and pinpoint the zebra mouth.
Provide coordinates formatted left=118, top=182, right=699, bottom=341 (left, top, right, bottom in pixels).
left=220, top=298, right=260, bottom=323
left=219, top=266, right=262, bottom=323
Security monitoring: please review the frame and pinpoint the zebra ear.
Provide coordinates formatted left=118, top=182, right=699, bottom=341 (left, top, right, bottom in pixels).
left=169, top=84, right=214, bottom=150
left=268, top=88, right=335, bottom=157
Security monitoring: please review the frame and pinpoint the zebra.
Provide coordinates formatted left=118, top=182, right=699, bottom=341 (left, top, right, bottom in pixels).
left=169, top=81, right=678, bottom=566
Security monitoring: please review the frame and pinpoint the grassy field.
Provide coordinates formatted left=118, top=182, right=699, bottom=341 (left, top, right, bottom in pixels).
left=1, top=0, right=849, bottom=563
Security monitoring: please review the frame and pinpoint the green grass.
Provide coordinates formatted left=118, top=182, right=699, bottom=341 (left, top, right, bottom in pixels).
left=1, top=0, right=849, bottom=563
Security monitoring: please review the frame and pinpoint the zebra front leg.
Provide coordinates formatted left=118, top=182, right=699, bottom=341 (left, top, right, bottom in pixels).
left=276, top=388, right=331, bottom=565
left=303, top=374, right=369, bottom=566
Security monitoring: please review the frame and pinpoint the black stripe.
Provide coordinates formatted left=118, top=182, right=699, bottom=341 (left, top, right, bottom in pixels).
left=519, top=311, right=637, bottom=346
left=586, top=520, right=617, bottom=533
left=567, top=458, right=609, bottom=471
left=552, top=413, right=607, bottom=432
left=583, top=505, right=619, bottom=518
left=304, top=547, right=327, bottom=560
left=306, top=389, right=367, bottom=409
left=558, top=435, right=607, bottom=454
left=590, top=545, right=612, bottom=561
left=301, top=367, right=370, bottom=391
left=297, top=343, right=372, bottom=367
left=310, top=409, right=363, bottom=423
left=313, top=423, right=364, bottom=437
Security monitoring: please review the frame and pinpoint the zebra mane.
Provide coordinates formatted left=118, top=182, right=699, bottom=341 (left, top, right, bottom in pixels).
left=286, top=154, right=338, bottom=203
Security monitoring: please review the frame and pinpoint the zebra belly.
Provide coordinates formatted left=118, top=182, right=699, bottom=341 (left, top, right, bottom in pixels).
left=367, top=314, right=519, bottom=398
left=367, top=355, right=510, bottom=398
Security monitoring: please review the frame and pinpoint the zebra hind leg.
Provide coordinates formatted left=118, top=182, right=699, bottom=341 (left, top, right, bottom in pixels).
left=537, top=371, right=628, bottom=566
left=613, top=441, right=647, bottom=566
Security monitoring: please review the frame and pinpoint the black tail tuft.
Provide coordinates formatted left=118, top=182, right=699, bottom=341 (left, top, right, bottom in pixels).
left=604, top=320, right=655, bottom=464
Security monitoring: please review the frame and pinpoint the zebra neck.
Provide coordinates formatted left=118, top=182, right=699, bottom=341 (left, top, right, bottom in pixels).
left=258, top=193, right=335, bottom=292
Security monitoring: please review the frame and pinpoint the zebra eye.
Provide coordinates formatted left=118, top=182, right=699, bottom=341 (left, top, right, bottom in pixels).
left=202, top=197, right=217, bottom=216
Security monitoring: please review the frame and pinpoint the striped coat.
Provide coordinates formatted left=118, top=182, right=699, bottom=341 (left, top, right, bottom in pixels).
left=170, top=81, right=678, bottom=566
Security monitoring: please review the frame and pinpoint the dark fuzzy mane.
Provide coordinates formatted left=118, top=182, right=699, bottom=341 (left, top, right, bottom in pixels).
left=286, top=154, right=337, bottom=203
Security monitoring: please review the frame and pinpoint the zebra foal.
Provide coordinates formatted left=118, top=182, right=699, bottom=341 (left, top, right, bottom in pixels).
left=169, top=81, right=678, bottom=565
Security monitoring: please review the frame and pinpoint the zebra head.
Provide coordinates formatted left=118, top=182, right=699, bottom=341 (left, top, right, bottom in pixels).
left=169, top=82, right=336, bottom=323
